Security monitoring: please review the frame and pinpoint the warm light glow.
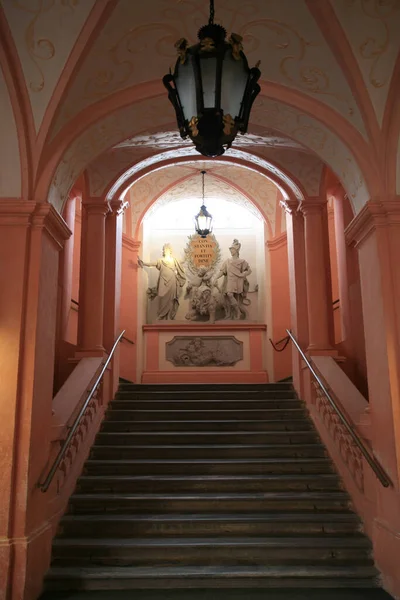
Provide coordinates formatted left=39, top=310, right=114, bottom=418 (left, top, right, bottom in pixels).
left=145, top=195, right=262, bottom=231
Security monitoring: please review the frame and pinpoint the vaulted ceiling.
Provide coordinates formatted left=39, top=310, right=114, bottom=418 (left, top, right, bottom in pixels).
left=1, top=0, right=400, bottom=215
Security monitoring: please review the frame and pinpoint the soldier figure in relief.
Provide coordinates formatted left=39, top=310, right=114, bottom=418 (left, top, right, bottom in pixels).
left=214, top=239, right=251, bottom=320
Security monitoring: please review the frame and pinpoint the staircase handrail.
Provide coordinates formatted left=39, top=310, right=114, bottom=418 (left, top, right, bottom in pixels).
left=39, top=330, right=125, bottom=493
left=286, top=329, right=392, bottom=488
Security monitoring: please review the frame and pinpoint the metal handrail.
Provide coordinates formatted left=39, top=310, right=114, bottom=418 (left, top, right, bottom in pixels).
left=286, top=329, right=392, bottom=488
left=39, top=329, right=125, bottom=492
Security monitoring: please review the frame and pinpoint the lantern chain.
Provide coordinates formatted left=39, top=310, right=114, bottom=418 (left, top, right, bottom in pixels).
left=201, top=170, right=206, bottom=203
left=209, top=0, right=214, bottom=24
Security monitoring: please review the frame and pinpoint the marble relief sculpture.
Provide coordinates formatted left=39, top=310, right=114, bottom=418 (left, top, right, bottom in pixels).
left=138, top=243, right=186, bottom=320
left=185, top=266, right=220, bottom=323
left=215, top=239, right=252, bottom=320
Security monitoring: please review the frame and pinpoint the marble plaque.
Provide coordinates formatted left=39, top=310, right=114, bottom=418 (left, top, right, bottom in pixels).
left=166, top=336, right=243, bottom=367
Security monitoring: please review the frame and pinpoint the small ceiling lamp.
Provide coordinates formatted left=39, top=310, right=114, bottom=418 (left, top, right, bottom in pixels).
left=163, top=0, right=261, bottom=158
left=194, top=170, right=213, bottom=238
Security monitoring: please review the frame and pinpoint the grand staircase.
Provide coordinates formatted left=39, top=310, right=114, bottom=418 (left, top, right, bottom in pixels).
left=45, top=382, right=380, bottom=591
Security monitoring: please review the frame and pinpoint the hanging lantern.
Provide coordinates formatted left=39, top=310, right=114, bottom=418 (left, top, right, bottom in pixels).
left=163, top=0, right=261, bottom=158
left=194, top=170, right=213, bottom=237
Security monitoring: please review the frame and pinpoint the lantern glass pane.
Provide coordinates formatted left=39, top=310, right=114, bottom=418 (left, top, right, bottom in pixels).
left=199, top=56, right=217, bottom=108
left=175, top=59, right=197, bottom=122
left=197, top=214, right=209, bottom=231
left=221, top=51, right=249, bottom=119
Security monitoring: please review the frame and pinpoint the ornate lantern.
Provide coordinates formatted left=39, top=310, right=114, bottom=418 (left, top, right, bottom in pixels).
left=194, top=170, right=213, bottom=237
left=163, top=0, right=261, bottom=157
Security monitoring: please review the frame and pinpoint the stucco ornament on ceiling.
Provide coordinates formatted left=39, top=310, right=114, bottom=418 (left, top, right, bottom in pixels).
left=116, top=130, right=303, bottom=151
left=251, top=98, right=369, bottom=212
left=106, top=145, right=304, bottom=204
left=331, top=0, right=400, bottom=125
left=50, top=0, right=368, bottom=140
left=2, top=0, right=96, bottom=131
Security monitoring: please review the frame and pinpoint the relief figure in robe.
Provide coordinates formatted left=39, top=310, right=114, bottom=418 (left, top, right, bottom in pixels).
left=138, top=243, right=186, bottom=320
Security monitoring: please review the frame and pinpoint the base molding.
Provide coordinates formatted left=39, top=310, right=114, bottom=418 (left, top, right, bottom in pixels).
left=141, top=370, right=269, bottom=384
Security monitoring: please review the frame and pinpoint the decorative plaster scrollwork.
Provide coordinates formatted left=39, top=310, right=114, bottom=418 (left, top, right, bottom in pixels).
left=241, top=18, right=354, bottom=116
left=84, top=23, right=180, bottom=99
left=12, top=0, right=56, bottom=92
left=347, top=0, right=399, bottom=89
left=312, top=380, right=364, bottom=492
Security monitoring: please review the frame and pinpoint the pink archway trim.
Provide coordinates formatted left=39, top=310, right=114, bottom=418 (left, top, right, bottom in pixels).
left=305, top=0, right=381, bottom=150
left=36, top=76, right=381, bottom=203
left=35, top=0, right=118, bottom=167
left=382, top=48, right=400, bottom=195
left=34, top=81, right=164, bottom=199
left=105, top=152, right=306, bottom=206
left=0, top=6, right=36, bottom=199
left=132, top=170, right=274, bottom=240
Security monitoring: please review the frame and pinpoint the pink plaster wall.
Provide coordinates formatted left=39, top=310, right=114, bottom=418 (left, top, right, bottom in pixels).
left=267, top=233, right=292, bottom=381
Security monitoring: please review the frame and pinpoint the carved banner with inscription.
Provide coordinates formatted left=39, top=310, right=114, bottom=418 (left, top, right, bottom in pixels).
left=184, top=233, right=221, bottom=274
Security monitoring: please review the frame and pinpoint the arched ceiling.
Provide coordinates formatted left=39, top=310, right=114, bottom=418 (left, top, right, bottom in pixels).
left=124, top=161, right=281, bottom=238
left=1, top=0, right=400, bottom=208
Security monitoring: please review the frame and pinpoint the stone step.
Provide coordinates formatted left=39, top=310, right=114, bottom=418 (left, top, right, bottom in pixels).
left=112, top=399, right=301, bottom=412
left=95, top=431, right=319, bottom=446
left=89, top=443, right=328, bottom=460
left=75, top=474, right=342, bottom=494
left=115, top=390, right=297, bottom=402
left=83, top=458, right=335, bottom=476
left=51, top=536, right=373, bottom=567
left=68, top=491, right=352, bottom=515
left=58, top=512, right=363, bottom=538
left=101, top=420, right=313, bottom=433
left=118, top=383, right=293, bottom=392
left=106, top=408, right=308, bottom=421
left=44, top=564, right=379, bottom=591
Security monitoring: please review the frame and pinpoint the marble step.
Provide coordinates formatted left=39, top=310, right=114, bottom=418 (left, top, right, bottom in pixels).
left=95, top=431, right=320, bottom=446
left=114, top=390, right=297, bottom=401
left=67, top=491, right=352, bottom=515
left=58, top=512, right=363, bottom=538
left=111, top=399, right=301, bottom=411
left=44, top=564, right=380, bottom=591
left=89, top=443, right=328, bottom=460
left=75, top=474, right=342, bottom=494
left=105, top=408, right=308, bottom=421
left=51, top=536, right=373, bottom=567
left=118, top=383, right=293, bottom=392
left=100, top=420, right=313, bottom=433
left=83, top=457, right=335, bottom=476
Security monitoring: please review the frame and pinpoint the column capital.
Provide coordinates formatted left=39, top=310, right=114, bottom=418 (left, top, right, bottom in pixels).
left=0, top=201, right=71, bottom=248
left=345, top=199, right=400, bottom=247
left=109, top=199, right=129, bottom=215
left=0, top=200, right=36, bottom=226
left=122, top=235, right=141, bottom=252
left=299, top=197, right=327, bottom=216
left=82, top=196, right=111, bottom=215
left=266, top=231, right=287, bottom=251
left=31, top=203, right=72, bottom=249
left=280, top=199, right=300, bottom=215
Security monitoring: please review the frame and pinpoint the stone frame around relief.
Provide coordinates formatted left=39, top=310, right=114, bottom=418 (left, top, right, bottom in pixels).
left=166, top=335, right=243, bottom=367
